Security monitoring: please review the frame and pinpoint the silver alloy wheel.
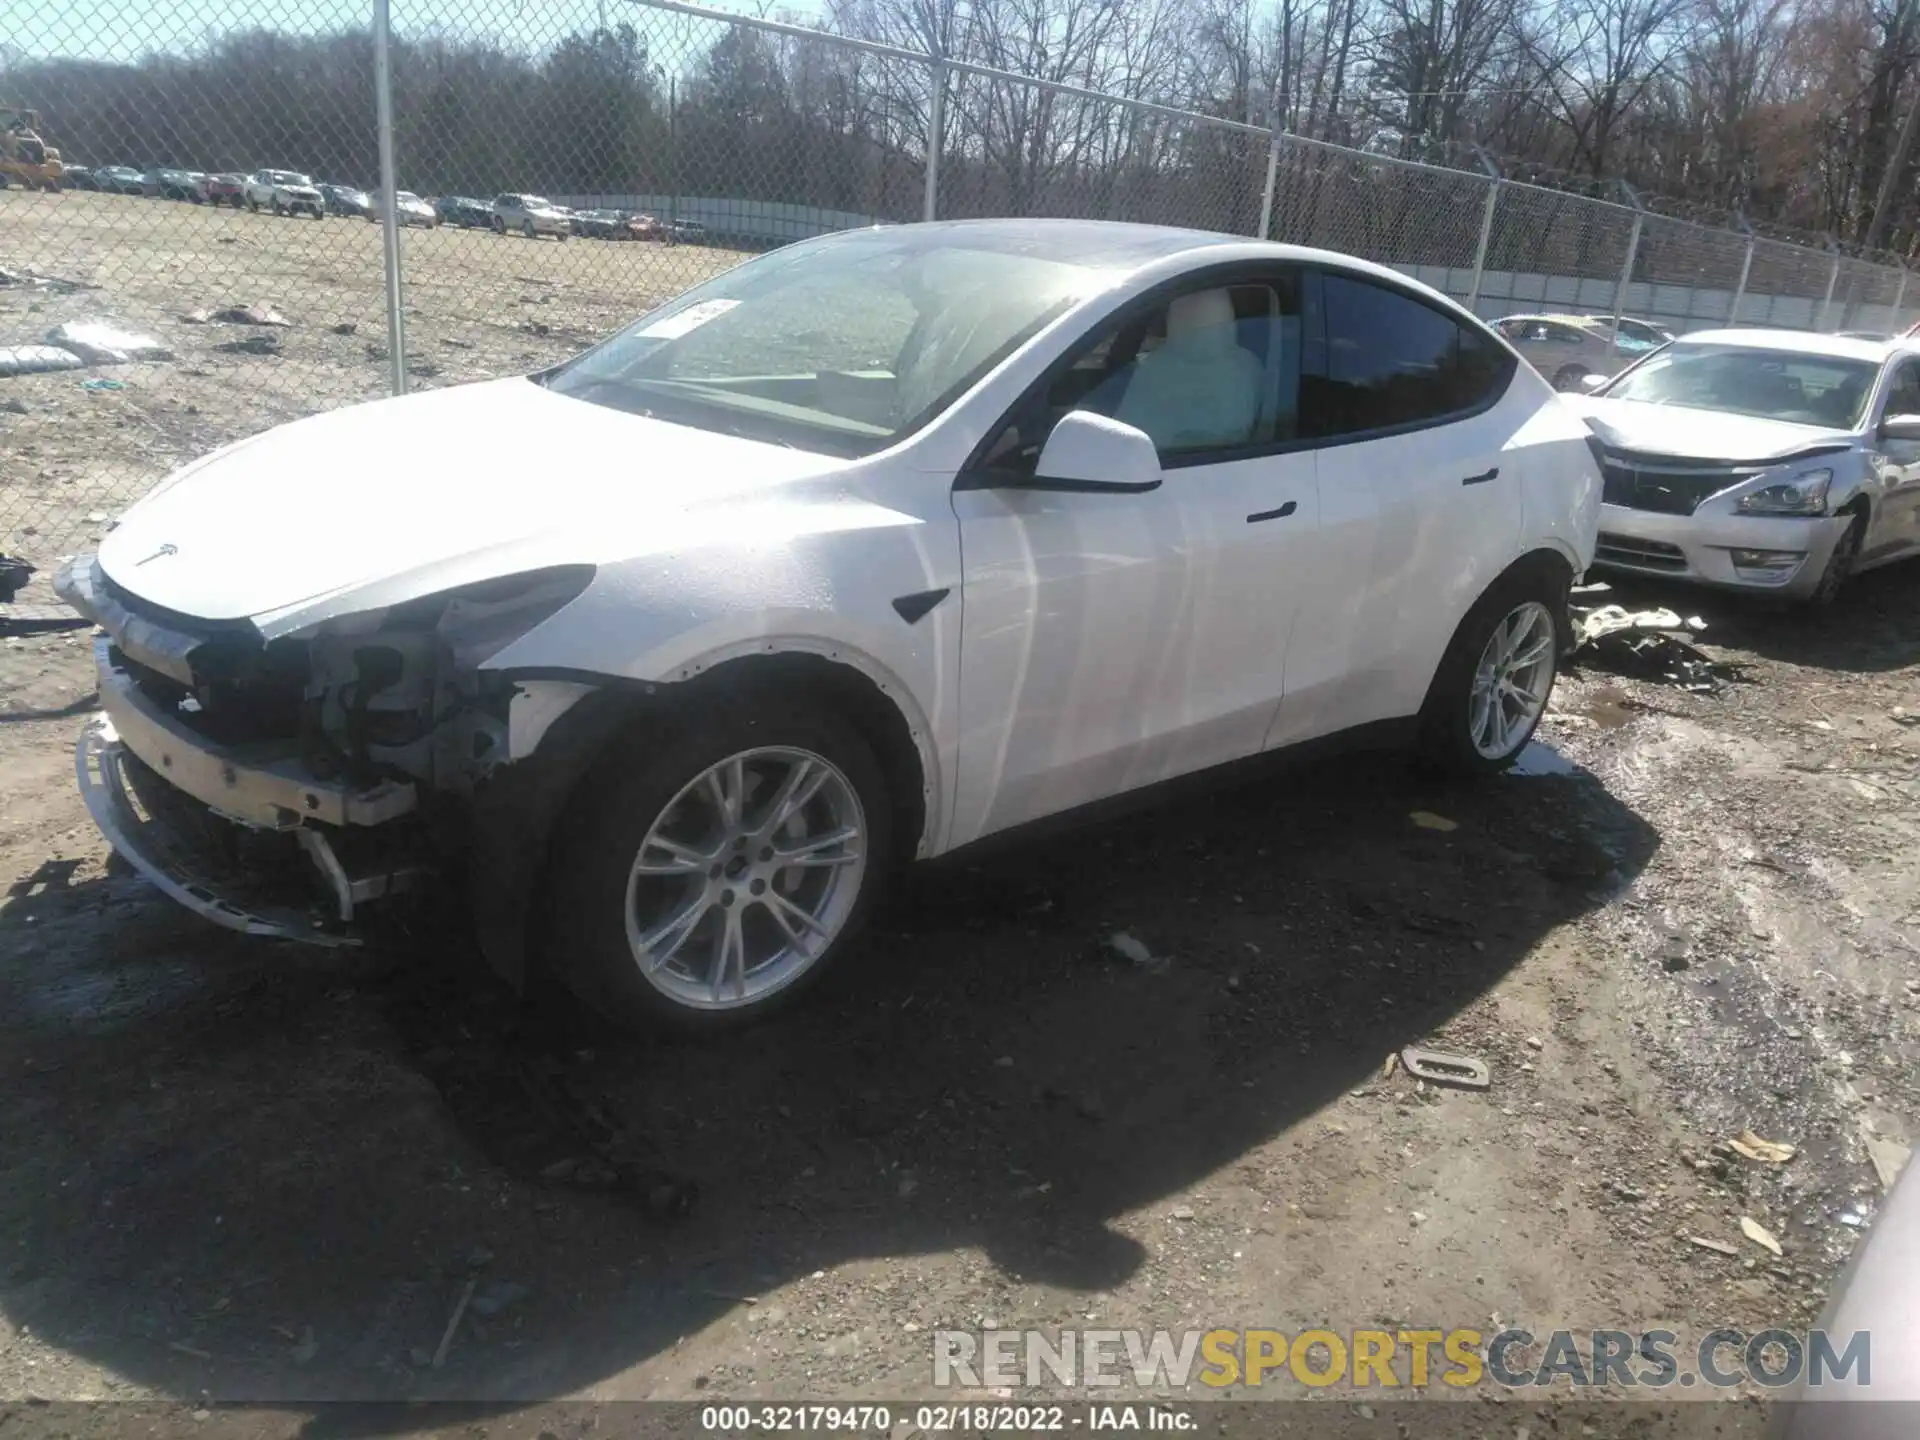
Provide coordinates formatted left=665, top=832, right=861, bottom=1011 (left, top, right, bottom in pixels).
left=1469, top=600, right=1557, bottom=759
left=623, top=746, right=867, bottom=1011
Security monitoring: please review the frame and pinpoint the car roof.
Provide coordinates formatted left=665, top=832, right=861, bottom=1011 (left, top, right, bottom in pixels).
left=1672, top=328, right=1908, bottom=362
left=1495, top=312, right=1609, bottom=328
left=820, top=217, right=1250, bottom=271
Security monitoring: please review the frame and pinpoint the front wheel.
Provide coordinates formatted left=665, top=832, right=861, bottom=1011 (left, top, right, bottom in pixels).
left=545, top=699, right=892, bottom=1033
left=1807, top=509, right=1866, bottom=607
left=1416, top=572, right=1565, bottom=775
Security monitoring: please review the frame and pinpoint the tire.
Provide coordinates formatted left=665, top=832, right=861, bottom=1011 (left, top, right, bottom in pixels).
left=1807, top=509, right=1866, bottom=607
left=544, top=695, right=893, bottom=1034
left=1552, top=364, right=1588, bottom=391
left=491, top=216, right=506, bottom=234
left=272, top=199, right=285, bottom=216
left=1415, top=565, right=1568, bottom=775
left=521, top=219, right=535, bottom=238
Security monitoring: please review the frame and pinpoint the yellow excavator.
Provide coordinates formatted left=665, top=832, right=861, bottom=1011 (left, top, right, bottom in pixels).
left=1, top=107, right=63, bottom=190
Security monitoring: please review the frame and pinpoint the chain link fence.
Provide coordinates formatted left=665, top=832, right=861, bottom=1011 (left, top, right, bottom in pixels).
left=4, top=0, right=1919, bottom=581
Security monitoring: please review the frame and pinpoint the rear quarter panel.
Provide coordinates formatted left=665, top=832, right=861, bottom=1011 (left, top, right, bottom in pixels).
left=1507, top=369, right=1602, bottom=574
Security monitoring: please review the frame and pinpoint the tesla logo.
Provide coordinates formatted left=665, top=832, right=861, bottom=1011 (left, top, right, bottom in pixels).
left=135, top=543, right=178, bottom=565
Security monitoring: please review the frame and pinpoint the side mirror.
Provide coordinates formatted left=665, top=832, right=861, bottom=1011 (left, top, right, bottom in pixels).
left=1578, top=373, right=1609, bottom=393
left=1881, top=413, right=1920, bottom=442
left=1026, top=411, right=1163, bottom=493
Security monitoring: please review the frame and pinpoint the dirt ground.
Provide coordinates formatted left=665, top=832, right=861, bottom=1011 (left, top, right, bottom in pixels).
left=3, top=187, right=1920, bottom=1435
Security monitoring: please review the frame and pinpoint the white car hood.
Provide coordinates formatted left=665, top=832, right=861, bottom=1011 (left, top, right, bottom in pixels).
left=1566, top=396, right=1853, bottom=462
left=98, top=377, right=849, bottom=628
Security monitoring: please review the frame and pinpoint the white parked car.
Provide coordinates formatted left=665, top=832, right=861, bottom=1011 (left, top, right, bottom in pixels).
left=369, top=189, right=437, bottom=228
left=54, top=220, right=1600, bottom=1031
left=491, top=193, right=570, bottom=239
left=1567, top=329, right=1920, bottom=603
left=244, top=169, right=324, bottom=218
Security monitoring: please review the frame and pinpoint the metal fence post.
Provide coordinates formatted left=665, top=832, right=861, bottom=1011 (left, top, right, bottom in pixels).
left=1818, top=239, right=1841, bottom=331
left=1466, top=147, right=1501, bottom=313
left=1257, top=128, right=1281, bottom=240
left=922, top=52, right=944, bottom=223
left=1894, top=265, right=1911, bottom=331
left=1729, top=211, right=1754, bottom=327
left=1610, top=182, right=1644, bottom=359
left=372, top=0, right=407, bottom=395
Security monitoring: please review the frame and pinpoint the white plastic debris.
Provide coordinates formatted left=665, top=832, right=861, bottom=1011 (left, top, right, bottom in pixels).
left=44, top=320, right=173, bottom=364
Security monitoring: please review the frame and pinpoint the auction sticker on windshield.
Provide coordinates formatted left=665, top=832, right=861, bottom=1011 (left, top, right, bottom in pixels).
left=637, top=298, right=742, bottom=340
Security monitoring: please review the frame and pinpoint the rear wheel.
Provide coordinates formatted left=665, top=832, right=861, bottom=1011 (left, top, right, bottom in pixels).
left=1417, top=568, right=1566, bottom=775
left=521, top=219, right=535, bottom=238
left=491, top=215, right=506, bottom=234
left=546, top=699, right=891, bottom=1033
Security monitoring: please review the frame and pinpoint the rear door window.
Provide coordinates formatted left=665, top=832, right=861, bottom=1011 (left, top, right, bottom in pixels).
left=1303, top=272, right=1513, bottom=439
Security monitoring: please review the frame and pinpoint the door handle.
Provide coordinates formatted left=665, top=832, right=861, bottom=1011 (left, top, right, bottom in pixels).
left=1246, top=501, right=1298, bottom=524
left=1461, top=467, right=1500, bottom=486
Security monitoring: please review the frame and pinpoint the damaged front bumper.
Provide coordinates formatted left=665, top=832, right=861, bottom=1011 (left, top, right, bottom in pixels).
left=1593, top=504, right=1852, bottom=597
left=73, top=633, right=432, bottom=945
left=56, top=551, right=610, bottom=966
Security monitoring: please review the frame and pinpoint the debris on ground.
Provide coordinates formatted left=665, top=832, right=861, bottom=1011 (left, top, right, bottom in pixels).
left=1740, top=1215, right=1784, bottom=1256
left=78, top=377, right=126, bottom=392
left=1101, top=930, right=1169, bottom=973
left=1865, top=1134, right=1911, bottom=1192
left=1399, top=1047, right=1491, bottom=1091
left=0, top=344, right=85, bottom=377
left=0, top=557, right=32, bottom=605
left=1689, top=1235, right=1739, bottom=1257
left=216, top=334, right=282, bottom=356
left=0, top=266, right=91, bottom=292
left=432, top=1276, right=477, bottom=1368
left=44, top=321, right=172, bottom=364
left=1409, top=810, right=1458, bottom=832
left=330, top=321, right=358, bottom=335
left=216, top=303, right=293, bottom=327
left=1570, top=603, right=1743, bottom=691
left=1728, top=1130, right=1796, bottom=1164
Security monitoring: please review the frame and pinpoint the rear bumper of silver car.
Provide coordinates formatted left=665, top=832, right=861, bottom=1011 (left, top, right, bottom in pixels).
left=1593, top=504, right=1852, bottom=599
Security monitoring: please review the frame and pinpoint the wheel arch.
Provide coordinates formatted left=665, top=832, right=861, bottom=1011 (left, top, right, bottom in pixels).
left=467, top=643, right=935, bottom=992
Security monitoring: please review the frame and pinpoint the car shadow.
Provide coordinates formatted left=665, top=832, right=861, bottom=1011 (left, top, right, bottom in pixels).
left=0, top=747, right=1657, bottom=1414
left=1590, top=558, right=1920, bottom=675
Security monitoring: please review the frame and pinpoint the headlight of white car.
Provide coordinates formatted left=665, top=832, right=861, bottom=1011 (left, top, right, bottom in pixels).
left=1736, top=468, right=1832, bottom=516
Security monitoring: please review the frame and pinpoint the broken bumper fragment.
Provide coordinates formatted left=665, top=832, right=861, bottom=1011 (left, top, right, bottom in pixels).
left=74, top=636, right=431, bottom=943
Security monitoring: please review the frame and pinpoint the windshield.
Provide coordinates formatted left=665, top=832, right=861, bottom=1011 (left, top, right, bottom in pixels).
left=1601, top=344, right=1877, bottom=428
left=541, top=230, right=1100, bottom=457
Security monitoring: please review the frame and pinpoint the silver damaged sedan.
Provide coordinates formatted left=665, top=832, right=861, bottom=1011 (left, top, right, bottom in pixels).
left=1567, top=330, right=1920, bottom=604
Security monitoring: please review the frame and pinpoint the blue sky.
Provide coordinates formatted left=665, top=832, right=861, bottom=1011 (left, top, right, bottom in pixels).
left=1, top=0, right=825, bottom=65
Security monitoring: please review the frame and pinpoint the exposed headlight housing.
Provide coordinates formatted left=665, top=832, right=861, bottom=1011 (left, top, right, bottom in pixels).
left=1737, top=468, right=1832, bottom=516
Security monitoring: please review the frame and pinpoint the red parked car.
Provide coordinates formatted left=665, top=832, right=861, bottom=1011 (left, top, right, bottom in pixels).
left=204, top=173, right=247, bottom=206
left=622, top=211, right=668, bottom=241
